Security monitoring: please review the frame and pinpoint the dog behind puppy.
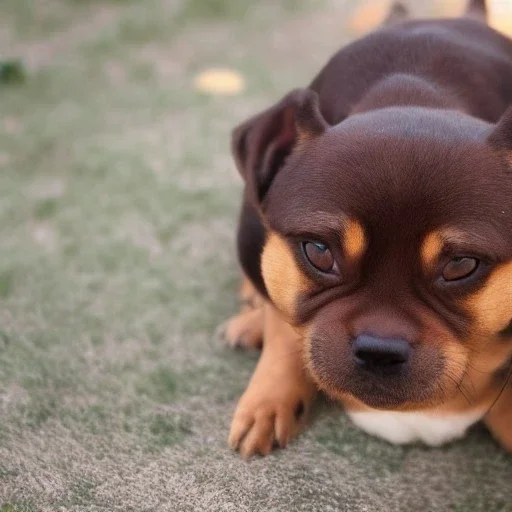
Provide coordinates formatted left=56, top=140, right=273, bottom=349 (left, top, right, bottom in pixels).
left=223, top=0, right=512, bottom=458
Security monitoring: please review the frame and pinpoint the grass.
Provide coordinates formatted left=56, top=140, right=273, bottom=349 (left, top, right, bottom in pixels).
left=0, top=0, right=511, bottom=510
left=0, top=504, right=38, bottom=512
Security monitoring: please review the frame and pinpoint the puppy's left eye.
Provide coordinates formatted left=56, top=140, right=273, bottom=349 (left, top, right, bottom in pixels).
left=302, top=241, right=335, bottom=273
left=442, top=257, right=479, bottom=281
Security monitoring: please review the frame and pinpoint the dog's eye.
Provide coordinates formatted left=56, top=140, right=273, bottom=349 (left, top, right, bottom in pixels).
left=302, top=241, right=335, bottom=273
left=442, top=257, right=479, bottom=281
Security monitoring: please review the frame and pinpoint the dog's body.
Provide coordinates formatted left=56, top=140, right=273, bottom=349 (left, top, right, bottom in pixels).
left=225, top=0, right=512, bottom=458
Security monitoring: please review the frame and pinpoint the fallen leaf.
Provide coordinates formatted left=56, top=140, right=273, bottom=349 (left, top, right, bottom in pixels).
left=193, top=68, right=245, bottom=95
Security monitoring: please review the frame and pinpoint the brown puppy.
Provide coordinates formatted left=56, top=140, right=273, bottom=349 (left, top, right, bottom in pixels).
left=225, top=0, right=512, bottom=458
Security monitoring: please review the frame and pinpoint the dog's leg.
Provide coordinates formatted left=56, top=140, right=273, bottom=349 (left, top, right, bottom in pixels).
left=229, top=302, right=317, bottom=458
left=466, top=0, right=487, bottom=22
left=239, top=274, right=264, bottom=311
left=222, top=276, right=264, bottom=349
left=484, top=378, right=512, bottom=453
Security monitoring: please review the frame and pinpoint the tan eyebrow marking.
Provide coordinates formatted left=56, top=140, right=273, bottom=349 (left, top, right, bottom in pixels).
left=421, top=228, right=481, bottom=270
left=421, top=231, right=444, bottom=270
left=343, top=219, right=367, bottom=260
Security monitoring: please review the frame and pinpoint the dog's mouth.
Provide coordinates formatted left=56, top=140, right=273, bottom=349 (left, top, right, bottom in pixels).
left=343, top=371, right=447, bottom=410
left=315, top=366, right=444, bottom=410
left=307, top=333, right=451, bottom=410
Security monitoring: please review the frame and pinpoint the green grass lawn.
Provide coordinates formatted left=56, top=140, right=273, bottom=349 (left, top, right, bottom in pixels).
left=0, top=1, right=511, bottom=510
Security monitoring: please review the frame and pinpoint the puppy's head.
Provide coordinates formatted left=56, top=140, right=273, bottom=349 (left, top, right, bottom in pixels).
left=233, top=89, right=512, bottom=411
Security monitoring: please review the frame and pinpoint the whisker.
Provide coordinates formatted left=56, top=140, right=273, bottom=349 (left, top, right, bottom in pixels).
left=443, top=369, right=474, bottom=405
left=486, top=362, right=512, bottom=415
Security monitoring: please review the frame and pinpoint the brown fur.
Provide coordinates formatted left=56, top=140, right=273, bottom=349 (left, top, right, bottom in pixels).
left=227, top=0, right=512, bottom=457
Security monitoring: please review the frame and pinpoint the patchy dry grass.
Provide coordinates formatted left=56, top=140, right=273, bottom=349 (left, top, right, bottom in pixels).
left=0, top=0, right=511, bottom=510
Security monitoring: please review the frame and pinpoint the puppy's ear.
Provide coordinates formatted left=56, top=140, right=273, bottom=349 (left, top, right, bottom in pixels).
left=383, top=2, right=409, bottom=26
left=232, top=88, right=327, bottom=204
left=487, top=106, right=512, bottom=149
left=465, top=0, right=487, bottom=23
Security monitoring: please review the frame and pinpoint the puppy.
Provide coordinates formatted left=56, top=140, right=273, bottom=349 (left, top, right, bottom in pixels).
left=224, top=0, right=512, bottom=458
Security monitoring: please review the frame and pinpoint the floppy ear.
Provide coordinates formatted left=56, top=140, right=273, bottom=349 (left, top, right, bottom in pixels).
left=487, top=106, right=512, bottom=149
left=231, top=88, right=328, bottom=204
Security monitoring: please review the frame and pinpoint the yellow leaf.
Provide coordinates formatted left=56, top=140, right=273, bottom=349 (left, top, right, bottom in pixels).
left=194, top=68, right=245, bottom=95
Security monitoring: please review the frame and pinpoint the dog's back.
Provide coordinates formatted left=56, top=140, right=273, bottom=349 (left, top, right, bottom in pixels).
left=310, top=17, right=512, bottom=124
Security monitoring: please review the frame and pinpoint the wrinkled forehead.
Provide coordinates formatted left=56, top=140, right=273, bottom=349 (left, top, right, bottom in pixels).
left=265, top=117, right=512, bottom=242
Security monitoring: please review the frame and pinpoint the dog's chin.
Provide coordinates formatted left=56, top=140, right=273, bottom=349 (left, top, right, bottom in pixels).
left=317, top=373, right=443, bottom=411
left=343, top=386, right=439, bottom=411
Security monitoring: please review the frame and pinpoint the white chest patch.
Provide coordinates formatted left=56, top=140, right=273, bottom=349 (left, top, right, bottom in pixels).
left=346, top=409, right=485, bottom=446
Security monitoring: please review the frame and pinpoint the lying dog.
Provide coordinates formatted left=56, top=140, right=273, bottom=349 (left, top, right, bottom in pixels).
left=224, top=0, right=512, bottom=458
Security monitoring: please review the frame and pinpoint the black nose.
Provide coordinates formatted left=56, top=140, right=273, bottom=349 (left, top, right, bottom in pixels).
left=353, top=334, right=410, bottom=370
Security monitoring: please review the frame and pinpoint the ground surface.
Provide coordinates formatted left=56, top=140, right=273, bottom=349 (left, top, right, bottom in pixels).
left=0, top=1, right=511, bottom=511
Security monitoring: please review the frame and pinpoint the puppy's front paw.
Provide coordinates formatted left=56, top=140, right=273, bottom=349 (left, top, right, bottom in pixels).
left=222, top=308, right=263, bottom=349
left=219, top=275, right=264, bottom=349
left=228, top=379, right=310, bottom=458
left=228, top=301, right=317, bottom=458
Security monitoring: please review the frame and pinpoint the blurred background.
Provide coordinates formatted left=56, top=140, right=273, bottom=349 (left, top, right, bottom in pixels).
left=1, top=1, right=512, bottom=511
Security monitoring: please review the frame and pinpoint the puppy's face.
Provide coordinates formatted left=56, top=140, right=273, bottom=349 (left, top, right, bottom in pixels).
left=234, top=90, right=512, bottom=410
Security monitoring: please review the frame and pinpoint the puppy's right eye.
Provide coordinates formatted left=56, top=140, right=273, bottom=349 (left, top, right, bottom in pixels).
left=442, top=257, right=479, bottom=282
left=302, top=241, right=335, bottom=273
